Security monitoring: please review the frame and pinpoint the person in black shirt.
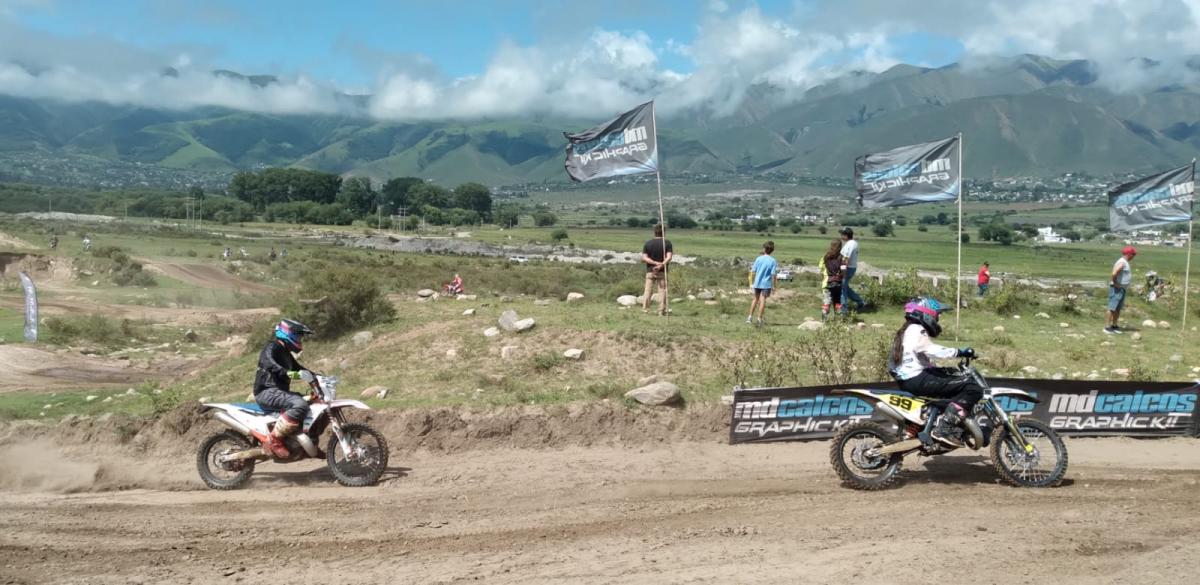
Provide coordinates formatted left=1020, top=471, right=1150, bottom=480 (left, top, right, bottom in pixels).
left=253, top=319, right=314, bottom=459
left=641, top=223, right=673, bottom=315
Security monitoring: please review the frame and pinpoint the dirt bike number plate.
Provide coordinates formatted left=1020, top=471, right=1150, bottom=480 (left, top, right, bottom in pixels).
left=884, top=394, right=925, bottom=415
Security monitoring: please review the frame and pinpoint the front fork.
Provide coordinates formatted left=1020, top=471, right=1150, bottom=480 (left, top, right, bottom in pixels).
left=986, top=398, right=1035, bottom=454
left=327, top=410, right=358, bottom=461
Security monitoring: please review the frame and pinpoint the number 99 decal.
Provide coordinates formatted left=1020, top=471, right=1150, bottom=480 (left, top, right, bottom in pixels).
left=887, top=395, right=915, bottom=411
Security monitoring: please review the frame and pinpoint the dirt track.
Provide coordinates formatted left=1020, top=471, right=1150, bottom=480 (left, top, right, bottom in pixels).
left=1, top=436, right=1196, bottom=584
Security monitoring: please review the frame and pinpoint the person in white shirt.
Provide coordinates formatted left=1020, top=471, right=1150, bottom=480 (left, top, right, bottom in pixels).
left=838, top=228, right=865, bottom=315
left=887, top=297, right=979, bottom=447
left=1104, top=246, right=1136, bottom=334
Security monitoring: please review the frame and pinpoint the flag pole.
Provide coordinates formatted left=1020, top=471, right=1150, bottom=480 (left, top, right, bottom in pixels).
left=651, top=100, right=668, bottom=320
left=1182, top=159, right=1196, bottom=334
left=955, top=132, right=964, bottom=342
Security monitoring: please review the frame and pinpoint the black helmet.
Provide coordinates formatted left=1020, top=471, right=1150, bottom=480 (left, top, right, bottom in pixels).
left=903, top=297, right=943, bottom=338
left=274, top=319, right=314, bottom=352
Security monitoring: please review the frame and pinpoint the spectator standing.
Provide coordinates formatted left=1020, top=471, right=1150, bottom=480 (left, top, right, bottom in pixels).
left=746, top=241, right=778, bottom=326
left=820, top=239, right=845, bottom=320
left=839, top=228, right=865, bottom=315
left=1105, top=246, right=1136, bottom=334
left=641, top=224, right=673, bottom=316
left=977, top=262, right=991, bottom=296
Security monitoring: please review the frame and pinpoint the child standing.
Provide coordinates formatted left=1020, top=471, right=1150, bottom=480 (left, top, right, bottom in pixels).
left=747, top=241, right=778, bottom=326
left=821, top=239, right=845, bottom=320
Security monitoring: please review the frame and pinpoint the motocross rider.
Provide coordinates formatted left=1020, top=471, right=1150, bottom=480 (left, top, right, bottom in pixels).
left=887, top=297, right=980, bottom=447
left=254, top=319, right=315, bottom=458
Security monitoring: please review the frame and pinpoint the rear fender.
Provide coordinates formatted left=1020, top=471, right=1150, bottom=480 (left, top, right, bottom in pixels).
left=833, top=389, right=911, bottom=424
left=328, top=399, right=372, bottom=411
left=200, top=403, right=271, bottom=435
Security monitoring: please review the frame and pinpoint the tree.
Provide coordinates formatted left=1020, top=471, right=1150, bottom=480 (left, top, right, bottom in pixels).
left=919, top=214, right=938, bottom=225
left=872, top=222, right=895, bottom=237
left=337, top=177, right=375, bottom=216
left=381, top=177, right=423, bottom=211
left=453, top=182, right=493, bottom=219
left=494, top=204, right=520, bottom=228
left=960, top=232, right=971, bottom=244
left=666, top=211, right=698, bottom=229
left=533, top=210, right=557, bottom=227
left=936, top=212, right=950, bottom=225
left=551, top=228, right=569, bottom=242
left=893, top=215, right=908, bottom=226
left=408, top=183, right=450, bottom=210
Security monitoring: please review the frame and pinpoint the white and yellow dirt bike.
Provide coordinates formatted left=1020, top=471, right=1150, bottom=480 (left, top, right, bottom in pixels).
left=829, top=355, right=1068, bottom=490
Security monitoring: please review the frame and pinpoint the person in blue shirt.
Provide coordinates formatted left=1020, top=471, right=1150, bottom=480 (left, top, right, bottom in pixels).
left=747, top=241, right=778, bottom=326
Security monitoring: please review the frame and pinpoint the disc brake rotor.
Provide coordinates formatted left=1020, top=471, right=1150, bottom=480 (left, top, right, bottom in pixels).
left=851, top=442, right=886, bottom=470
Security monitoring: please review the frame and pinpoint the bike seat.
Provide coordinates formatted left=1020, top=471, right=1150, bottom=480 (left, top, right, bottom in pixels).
left=233, top=403, right=279, bottom=417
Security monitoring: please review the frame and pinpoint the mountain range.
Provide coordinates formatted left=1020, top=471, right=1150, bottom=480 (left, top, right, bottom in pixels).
left=3, top=54, right=1200, bottom=186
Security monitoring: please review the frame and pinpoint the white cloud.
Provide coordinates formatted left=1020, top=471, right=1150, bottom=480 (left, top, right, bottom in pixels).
left=3, top=1, right=1200, bottom=120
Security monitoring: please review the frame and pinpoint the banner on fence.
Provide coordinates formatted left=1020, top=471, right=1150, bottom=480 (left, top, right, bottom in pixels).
left=730, top=379, right=1199, bottom=444
left=19, top=271, right=37, bottom=342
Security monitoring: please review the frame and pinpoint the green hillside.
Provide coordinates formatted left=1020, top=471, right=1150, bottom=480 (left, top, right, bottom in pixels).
left=3, top=54, right=1200, bottom=186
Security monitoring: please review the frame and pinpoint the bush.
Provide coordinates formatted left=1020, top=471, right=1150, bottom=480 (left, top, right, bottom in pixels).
left=982, top=282, right=1040, bottom=316
left=551, top=228, right=569, bottom=242
left=282, top=266, right=396, bottom=339
left=917, top=225, right=928, bottom=232
left=861, top=268, right=948, bottom=308
left=43, top=315, right=141, bottom=348
left=872, top=222, right=895, bottom=237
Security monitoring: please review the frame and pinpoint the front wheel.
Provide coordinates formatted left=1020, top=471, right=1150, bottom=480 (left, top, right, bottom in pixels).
left=197, top=431, right=255, bottom=490
left=326, top=423, right=389, bottom=487
left=829, top=421, right=903, bottom=490
left=990, top=418, right=1068, bottom=488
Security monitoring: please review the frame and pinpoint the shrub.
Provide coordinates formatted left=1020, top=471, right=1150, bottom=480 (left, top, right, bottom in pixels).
left=530, top=352, right=565, bottom=372
left=861, top=268, right=947, bottom=308
left=551, top=228, right=569, bottom=242
left=982, top=282, right=1040, bottom=316
left=281, top=266, right=396, bottom=339
left=43, top=315, right=141, bottom=348
left=872, top=222, right=895, bottom=237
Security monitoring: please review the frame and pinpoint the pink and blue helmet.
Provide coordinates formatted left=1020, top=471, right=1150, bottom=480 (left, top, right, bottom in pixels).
left=274, top=319, right=314, bottom=352
left=904, top=297, right=943, bottom=338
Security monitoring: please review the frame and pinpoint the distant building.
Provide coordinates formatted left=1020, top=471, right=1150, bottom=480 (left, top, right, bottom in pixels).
left=1037, top=226, right=1069, bottom=244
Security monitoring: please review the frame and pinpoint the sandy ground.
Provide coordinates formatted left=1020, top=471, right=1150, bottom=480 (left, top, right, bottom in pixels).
left=1, top=436, right=1197, bottom=585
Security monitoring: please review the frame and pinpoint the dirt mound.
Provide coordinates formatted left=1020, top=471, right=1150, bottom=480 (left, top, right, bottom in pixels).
left=0, top=230, right=35, bottom=250
left=142, top=261, right=275, bottom=294
left=0, top=345, right=169, bottom=393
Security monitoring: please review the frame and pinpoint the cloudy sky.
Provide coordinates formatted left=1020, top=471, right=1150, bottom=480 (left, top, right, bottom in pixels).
left=3, top=0, right=1200, bottom=119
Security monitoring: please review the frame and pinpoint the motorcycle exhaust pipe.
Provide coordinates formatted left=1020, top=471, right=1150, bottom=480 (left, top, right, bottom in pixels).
left=294, top=434, right=321, bottom=458
left=213, top=412, right=252, bottom=437
left=877, top=438, right=922, bottom=455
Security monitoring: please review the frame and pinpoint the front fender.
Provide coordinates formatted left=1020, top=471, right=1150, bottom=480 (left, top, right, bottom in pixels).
left=991, top=387, right=1042, bottom=404
left=328, top=399, right=372, bottom=411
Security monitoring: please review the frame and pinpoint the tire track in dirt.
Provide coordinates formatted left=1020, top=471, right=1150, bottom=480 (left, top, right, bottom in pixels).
left=141, top=261, right=276, bottom=294
left=0, top=438, right=1197, bottom=584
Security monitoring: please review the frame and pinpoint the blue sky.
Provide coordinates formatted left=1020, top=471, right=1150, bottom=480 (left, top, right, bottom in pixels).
left=9, top=0, right=963, bottom=86
left=2, top=0, right=1197, bottom=119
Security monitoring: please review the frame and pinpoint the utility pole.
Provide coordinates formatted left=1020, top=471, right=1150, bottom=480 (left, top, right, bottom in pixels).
left=47, top=194, right=52, bottom=214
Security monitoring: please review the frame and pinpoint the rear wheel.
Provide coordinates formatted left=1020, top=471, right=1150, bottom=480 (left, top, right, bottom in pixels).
left=829, top=421, right=903, bottom=490
left=196, top=431, right=255, bottom=490
left=326, top=423, right=389, bottom=487
left=990, top=418, right=1068, bottom=488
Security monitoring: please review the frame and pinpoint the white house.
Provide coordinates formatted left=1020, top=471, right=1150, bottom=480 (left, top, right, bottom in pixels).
left=1037, top=226, right=1070, bottom=244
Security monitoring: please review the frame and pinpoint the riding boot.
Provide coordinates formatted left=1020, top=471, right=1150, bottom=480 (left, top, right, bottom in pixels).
left=265, top=417, right=298, bottom=459
left=930, top=403, right=966, bottom=448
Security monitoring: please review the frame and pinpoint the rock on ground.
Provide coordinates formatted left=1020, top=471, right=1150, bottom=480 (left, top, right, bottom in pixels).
left=360, top=385, right=388, bottom=398
left=483, top=327, right=501, bottom=338
left=563, top=348, right=584, bottom=360
left=1111, top=368, right=1131, bottom=377
left=1158, top=321, right=1171, bottom=329
left=417, top=289, right=435, bottom=298
left=1131, top=332, right=1143, bottom=341
left=625, top=382, right=681, bottom=406
left=1022, top=365, right=1039, bottom=374
left=352, top=331, right=374, bottom=346
left=798, top=321, right=823, bottom=331
left=637, top=374, right=660, bottom=386
left=697, top=290, right=716, bottom=300
left=993, top=325, right=1006, bottom=332
left=513, top=318, right=536, bottom=332
left=617, top=295, right=638, bottom=306
left=456, top=294, right=478, bottom=301
left=1142, top=319, right=1158, bottom=329
left=462, top=309, right=476, bottom=316
left=567, top=292, right=585, bottom=302
left=499, top=310, right=520, bottom=331
left=1036, top=312, right=1050, bottom=319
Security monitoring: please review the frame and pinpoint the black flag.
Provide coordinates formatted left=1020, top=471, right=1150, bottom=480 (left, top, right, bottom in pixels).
left=1108, top=163, right=1195, bottom=232
left=855, top=136, right=961, bottom=208
left=564, top=101, right=658, bottom=183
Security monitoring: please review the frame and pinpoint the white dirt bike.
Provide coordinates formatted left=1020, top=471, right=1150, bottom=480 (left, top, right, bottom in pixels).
left=197, top=373, right=389, bottom=490
left=829, top=355, right=1068, bottom=490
